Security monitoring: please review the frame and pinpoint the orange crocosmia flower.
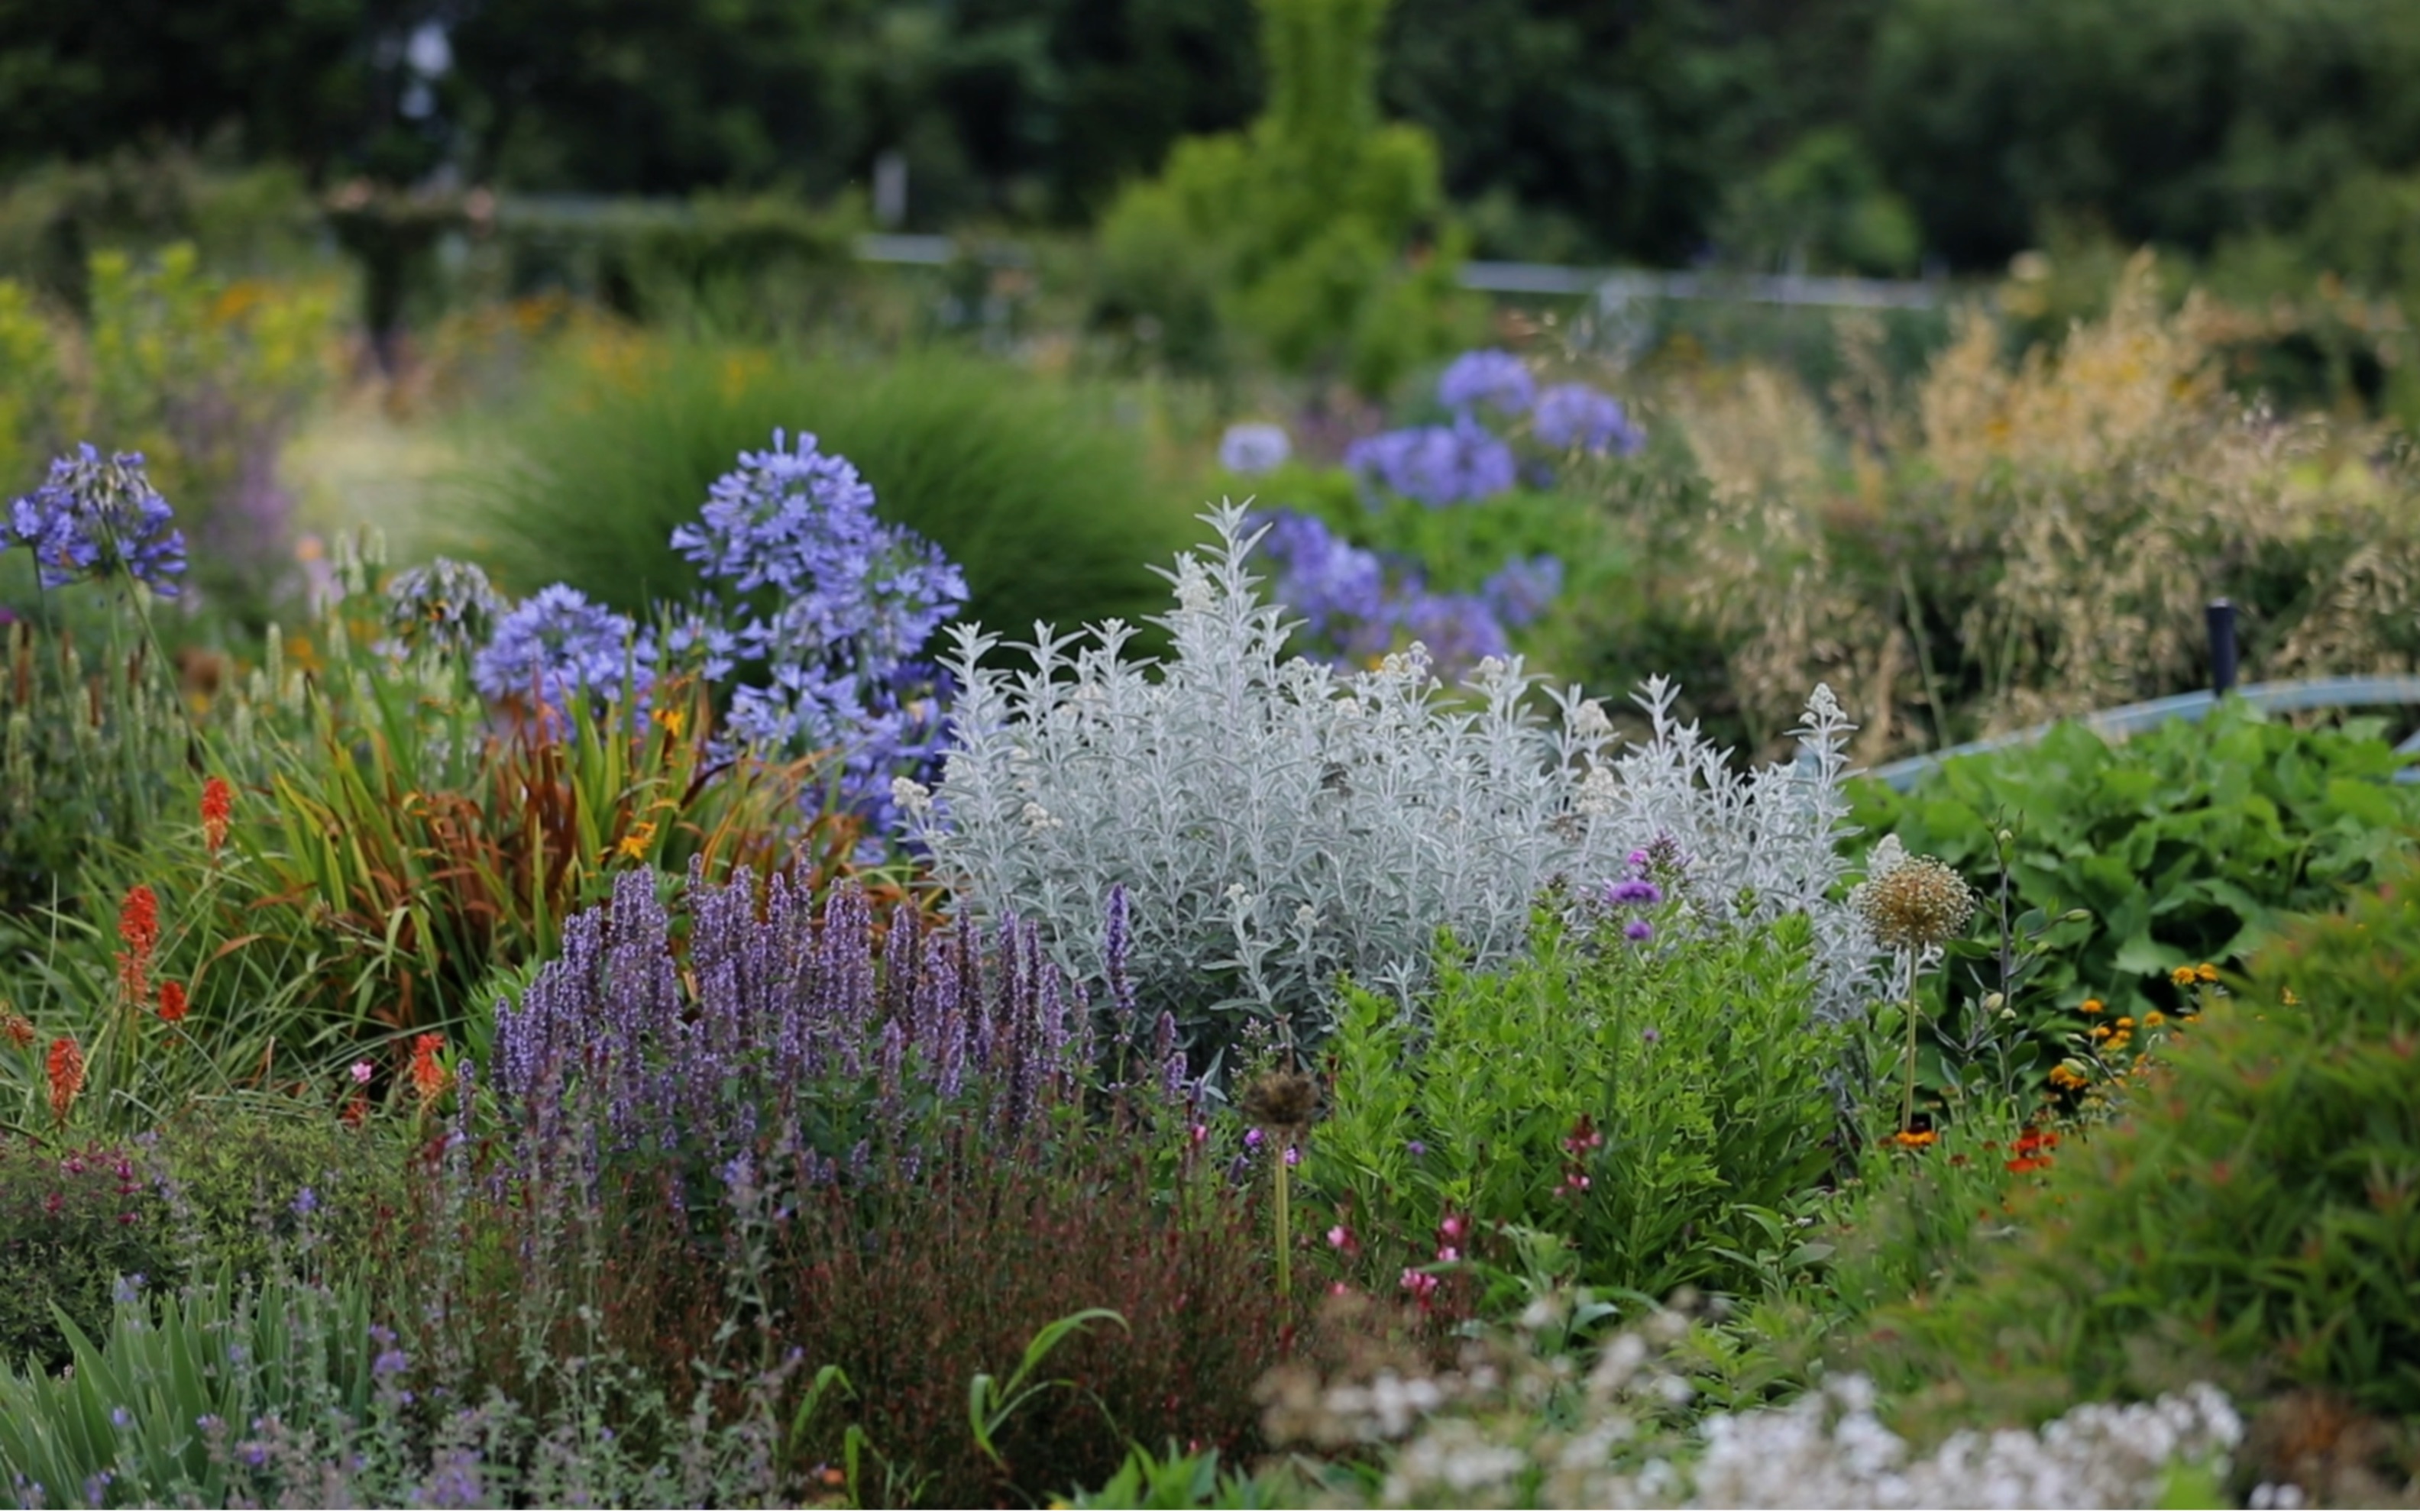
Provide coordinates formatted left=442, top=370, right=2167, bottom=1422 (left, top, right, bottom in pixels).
left=157, top=981, right=189, bottom=1023
left=200, top=776, right=234, bottom=855
left=46, top=1035, right=85, bottom=1123
left=409, top=1032, right=450, bottom=1103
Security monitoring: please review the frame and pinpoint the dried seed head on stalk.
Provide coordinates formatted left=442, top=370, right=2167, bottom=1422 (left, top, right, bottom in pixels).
left=1852, top=836, right=1976, bottom=951
left=1239, top=1065, right=1321, bottom=1139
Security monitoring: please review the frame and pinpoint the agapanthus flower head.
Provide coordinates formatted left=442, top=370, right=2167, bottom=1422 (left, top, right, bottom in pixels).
left=384, top=557, right=509, bottom=657
left=473, top=583, right=649, bottom=718
left=1479, top=554, right=1563, bottom=628
left=1388, top=590, right=1512, bottom=676
left=1532, top=383, right=1645, bottom=456
left=1218, top=422, right=1292, bottom=475
left=5, top=445, right=187, bottom=596
left=1250, top=510, right=1390, bottom=649
left=1344, top=417, right=1519, bottom=508
left=1852, top=836, right=1976, bottom=950
left=1438, top=350, right=1536, bottom=416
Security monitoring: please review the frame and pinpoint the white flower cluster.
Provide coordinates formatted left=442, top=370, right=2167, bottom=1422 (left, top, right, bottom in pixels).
left=1322, top=1317, right=2245, bottom=1511
left=904, top=502, right=1875, bottom=1050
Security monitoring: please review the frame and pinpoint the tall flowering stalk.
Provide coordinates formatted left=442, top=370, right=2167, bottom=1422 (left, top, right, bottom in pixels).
left=199, top=776, right=233, bottom=857
left=44, top=1035, right=83, bottom=1124
left=1851, top=837, right=1977, bottom=1139
left=114, top=884, right=160, bottom=1011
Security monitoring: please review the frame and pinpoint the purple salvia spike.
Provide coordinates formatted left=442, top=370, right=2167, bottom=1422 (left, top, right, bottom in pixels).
left=1153, top=1010, right=1177, bottom=1067
left=1105, top=884, right=1138, bottom=1039
left=1162, top=1048, right=1189, bottom=1108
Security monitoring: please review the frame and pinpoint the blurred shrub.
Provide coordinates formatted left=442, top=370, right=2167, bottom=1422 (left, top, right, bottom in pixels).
left=1093, top=0, right=1474, bottom=392
left=0, top=244, right=336, bottom=616
left=1867, top=850, right=2420, bottom=1422
left=1848, top=704, right=2420, bottom=1104
left=449, top=334, right=1192, bottom=651
left=1315, top=900, right=1846, bottom=1305
left=0, top=154, right=322, bottom=312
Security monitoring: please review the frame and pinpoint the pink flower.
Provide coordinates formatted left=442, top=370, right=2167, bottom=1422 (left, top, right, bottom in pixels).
left=1437, top=1245, right=1461, bottom=1263
left=1399, top=1268, right=1439, bottom=1303
left=349, top=1061, right=374, bottom=1085
left=1327, top=1224, right=1352, bottom=1249
left=1283, top=1145, right=1300, bottom=1167
left=1439, top=1213, right=1468, bottom=1242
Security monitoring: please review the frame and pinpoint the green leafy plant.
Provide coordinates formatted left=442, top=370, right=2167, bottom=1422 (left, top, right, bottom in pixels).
left=1313, top=898, right=1849, bottom=1306
left=1849, top=703, right=2420, bottom=1104
left=1865, top=847, right=2420, bottom=1422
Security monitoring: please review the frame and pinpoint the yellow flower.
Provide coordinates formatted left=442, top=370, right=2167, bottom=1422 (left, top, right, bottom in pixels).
left=2281, top=987, right=2300, bottom=1006
left=654, top=704, right=687, bottom=738
left=611, top=820, right=657, bottom=861
left=2169, top=965, right=2198, bottom=987
left=2049, top=1063, right=2092, bottom=1090
left=2080, top=997, right=2105, bottom=1016
left=2195, top=962, right=2220, bottom=984
left=2143, top=1010, right=2166, bottom=1028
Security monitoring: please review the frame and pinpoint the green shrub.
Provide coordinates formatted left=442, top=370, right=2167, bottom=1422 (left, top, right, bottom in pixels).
left=1847, top=703, right=2420, bottom=1105
left=1312, top=900, right=1849, bottom=1305
left=0, top=1113, right=404, bottom=1373
left=446, top=336, right=1193, bottom=652
left=1093, top=0, right=1474, bottom=392
left=1866, top=851, right=2420, bottom=1420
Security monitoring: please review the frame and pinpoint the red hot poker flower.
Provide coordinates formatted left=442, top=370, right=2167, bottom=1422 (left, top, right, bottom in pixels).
left=115, top=884, right=160, bottom=1007
left=46, top=1035, right=85, bottom=1123
left=157, top=981, right=189, bottom=1023
left=1, top=1010, right=32, bottom=1049
left=200, top=776, right=233, bottom=855
left=409, top=1032, right=450, bottom=1105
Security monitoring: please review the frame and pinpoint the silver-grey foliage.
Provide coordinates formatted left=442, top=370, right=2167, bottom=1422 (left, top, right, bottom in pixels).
left=898, top=504, right=1875, bottom=1056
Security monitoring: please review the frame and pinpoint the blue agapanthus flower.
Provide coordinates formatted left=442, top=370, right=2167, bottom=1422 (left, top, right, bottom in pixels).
left=1218, top=422, right=1293, bottom=476
left=1532, top=383, right=1645, bottom=456
left=473, top=583, right=648, bottom=715
left=384, top=557, right=509, bottom=657
left=1344, top=417, right=1519, bottom=509
left=1437, top=350, right=1536, bottom=416
left=5, top=445, right=187, bottom=596
left=1479, top=554, right=1564, bottom=628
left=1250, top=509, right=1518, bottom=679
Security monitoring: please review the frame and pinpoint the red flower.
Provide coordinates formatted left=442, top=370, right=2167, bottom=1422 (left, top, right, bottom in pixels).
left=157, top=981, right=189, bottom=1023
left=46, top=1035, right=84, bottom=1123
left=2006, top=1126, right=2060, bottom=1174
left=115, top=884, right=160, bottom=1008
left=409, top=1032, right=449, bottom=1105
left=200, top=776, right=233, bottom=855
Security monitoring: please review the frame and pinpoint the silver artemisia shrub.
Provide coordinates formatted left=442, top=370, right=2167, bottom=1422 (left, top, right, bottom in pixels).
left=898, top=503, right=1875, bottom=1060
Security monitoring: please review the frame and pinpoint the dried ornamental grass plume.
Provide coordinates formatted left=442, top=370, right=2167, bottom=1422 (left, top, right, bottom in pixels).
left=3, top=445, right=188, bottom=596
left=905, top=502, right=1875, bottom=1054
left=1852, top=836, right=1976, bottom=951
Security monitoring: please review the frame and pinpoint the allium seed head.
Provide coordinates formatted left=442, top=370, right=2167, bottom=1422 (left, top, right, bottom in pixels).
left=1852, top=840, right=1975, bottom=950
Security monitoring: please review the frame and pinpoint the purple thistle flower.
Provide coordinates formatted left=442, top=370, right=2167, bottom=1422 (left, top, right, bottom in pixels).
left=5, top=445, right=187, bottom=596
left=1606, top=878, right=1663, bottom=907
left=1532, top=383, right=1645, bottom=456
left=1624, top=918, right=1655, bottom=943
left=1437, top=350, right=1536, bottom=416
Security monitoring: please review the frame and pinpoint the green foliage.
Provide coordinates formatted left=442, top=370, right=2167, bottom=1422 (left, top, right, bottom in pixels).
left=0, top=1116, right=403, bottom=1374
left=1866, top=851, right=2420, bottom=1420
left=1848, top=706, right=2420, bottom=1092
left=1314, top=903, right=1849, bottom=1304
left=449, top=335, right=1192, bottom=652
left=0, top=1266, right=380, bottom=1510
left=1095, top=0, right=1474, bottom=391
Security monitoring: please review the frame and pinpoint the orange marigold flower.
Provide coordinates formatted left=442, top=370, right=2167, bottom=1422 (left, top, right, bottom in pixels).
left=1889, top=1128, right=1938, bottom=1149
left=409, top=1032, right=449, bottom=1105
left=2143, top=1010, right=2166, bottom=1028
left=46, top=1035, right=84, bottom=1123
left=115, top=884, right=160, bottom=1007
left=0, top=1010, right=32, bottom=1050
left=2169, top=965, right=2198, bottom=988
left=2079, top=997, right=2105, bottom=1015
left=2195, top=962, right=2220, bottom=984
left=2048, top=1064, right=2092, bottom=1090
left=200, top=776, right=234, bottom=855
left=157, top=981, right=189, bottom=1023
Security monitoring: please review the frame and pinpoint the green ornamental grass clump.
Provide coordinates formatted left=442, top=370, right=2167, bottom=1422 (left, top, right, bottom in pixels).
left=448, top=338, right=1194, bottom=655
left=1868, top=849, right=2420, bottom=1420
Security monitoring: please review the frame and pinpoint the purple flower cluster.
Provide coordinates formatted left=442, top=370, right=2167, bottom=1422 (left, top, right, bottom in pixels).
left=470, top=583, right=645, bottom=715
left=4, top=445, right=187, bottom=596
left=1533, top=382, right=1645, bottom=457
left=1437, top=349, right=1536, bottom=415
left=1251, top=511, right=1563, bottom=680
left=671, top=430, right=966, bottom=831
left=490, top=864, right=1185, bottom=1203
left=1343, top=417, right=1519, bottom=509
